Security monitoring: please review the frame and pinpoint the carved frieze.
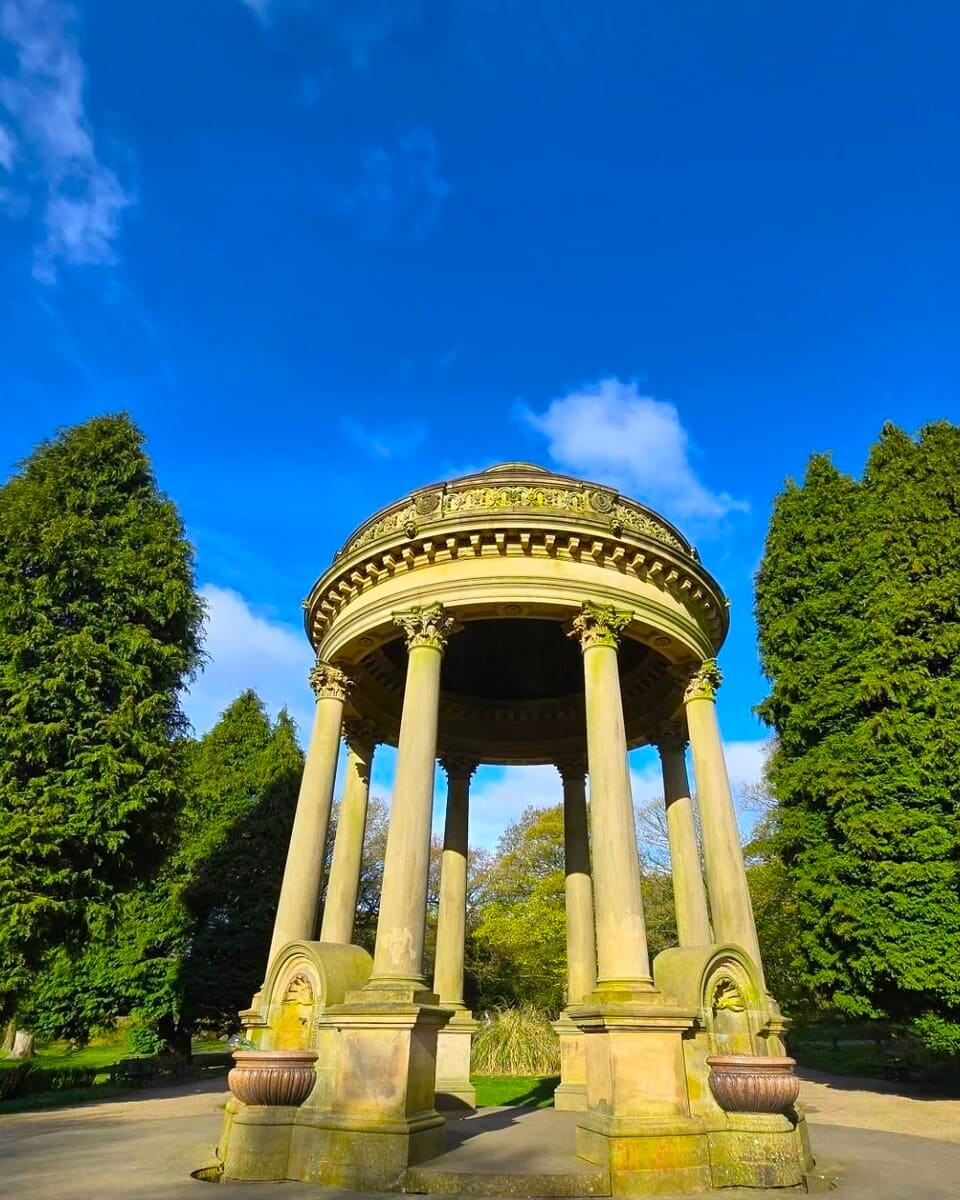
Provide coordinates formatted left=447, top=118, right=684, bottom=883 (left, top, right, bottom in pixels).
left=339, top=482, right=686, bottom=558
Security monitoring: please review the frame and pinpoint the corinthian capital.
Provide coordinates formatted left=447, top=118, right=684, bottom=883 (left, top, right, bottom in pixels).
left=568, top=601, right=632, bottom=651
left=652, top=718, right=688, bottom=754
left=308, top=660, right=354, bottom=702
left=343, top=717, right=379, bottom=760
left=682, top=659, right=723, bottom=704
left=440, top=754, right=478, bottom=783
left=394, top=602, right=458, bottom=652
left=555, top=754, right=588, bottom=783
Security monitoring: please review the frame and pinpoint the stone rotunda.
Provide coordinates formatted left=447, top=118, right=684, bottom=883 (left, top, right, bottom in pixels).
left=219, top=462, right=812, bottom=1194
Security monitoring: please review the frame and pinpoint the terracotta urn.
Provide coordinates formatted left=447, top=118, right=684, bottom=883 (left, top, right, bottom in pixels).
left=228, top=1049, right=318, bottom=1107
left=705, top=1055, right=800, bottom=1114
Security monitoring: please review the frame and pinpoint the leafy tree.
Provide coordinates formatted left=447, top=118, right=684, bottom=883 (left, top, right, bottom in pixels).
left=471, top=805, right=567, bottom=1012
left=0, top=415, right=204, bottom=1021
left=755, top=422, right=960, bottom=1047
left=21, top=692, right=303, bottom=1053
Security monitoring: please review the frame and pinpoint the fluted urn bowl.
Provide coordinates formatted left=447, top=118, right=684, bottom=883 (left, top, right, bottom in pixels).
left=706, top=1055, right=799, bottom=1114
left=228, top=1049, right=318, bottom=1107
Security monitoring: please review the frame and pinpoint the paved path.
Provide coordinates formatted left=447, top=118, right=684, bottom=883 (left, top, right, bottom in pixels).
left=1, top=1072, right=958, bottom=1199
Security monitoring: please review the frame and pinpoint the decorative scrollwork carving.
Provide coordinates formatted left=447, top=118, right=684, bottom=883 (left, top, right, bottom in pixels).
left=711, top=977, right=746, bottom=1014
left=683, top=659, right=723, bottom=703
left=394, top=602, right=458, bottom=652
left=282, top=972, right=315, bottom=1006
left=568, top=601, right=632, bottom=651
left=308, top=660, right=354, bottom=701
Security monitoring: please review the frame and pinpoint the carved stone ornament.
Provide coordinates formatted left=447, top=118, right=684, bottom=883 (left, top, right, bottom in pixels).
left=568, top=602, right=632, bottom=651
left=440, top=754, right=479, bottom=782
left=394, top=602, right=458, bottom=652
left=282, top=972, right=315, bottom=1006
left=342, top=717, right=379, bottom=763
left=414, top=490, right=442, bottom=515
left=308, top=660, right=354, bottom=702
left=555, top=754, right=588, bottom=783
left=683, top=658, right=723, bottom=703
left=711, top=977, right=746, bottom=1014
left=653, top=718, right=688, bottom=755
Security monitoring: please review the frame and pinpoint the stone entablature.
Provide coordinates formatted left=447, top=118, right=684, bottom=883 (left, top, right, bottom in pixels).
left=303, top=466, right=727, bottom=654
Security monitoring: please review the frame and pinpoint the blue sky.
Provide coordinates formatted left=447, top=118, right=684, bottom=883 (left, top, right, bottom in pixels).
left=1, top=1, right=958, bottom=845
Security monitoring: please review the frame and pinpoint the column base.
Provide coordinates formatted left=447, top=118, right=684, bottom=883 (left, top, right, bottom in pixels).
left=220, top=997, right=452, bottom=1191
left=577, top=1110, right=809, bottom=1195
left=435, top=1007, right=478, bottom=1111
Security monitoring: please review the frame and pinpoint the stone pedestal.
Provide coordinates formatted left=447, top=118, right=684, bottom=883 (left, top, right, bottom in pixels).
left=435, top=1007, right=478, bottom=1111
left=552, top=1011, right=588, bottom=1111
left=282, top=994, right=451, bottom=1191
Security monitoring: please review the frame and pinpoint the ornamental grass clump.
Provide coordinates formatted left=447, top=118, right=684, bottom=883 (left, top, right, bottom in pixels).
left=471, top=1006, right=560, bottom=1076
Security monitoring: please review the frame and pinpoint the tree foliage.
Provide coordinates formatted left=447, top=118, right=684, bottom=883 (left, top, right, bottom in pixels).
left=22, top=692, right=303, bottom=1052
left=0, top=415, right=204, bottom=1019
left=755, top=422, right=960, bottom=1045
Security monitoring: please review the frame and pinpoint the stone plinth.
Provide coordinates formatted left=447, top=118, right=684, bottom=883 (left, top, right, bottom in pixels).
left=435, top=1008, right=478, bottom=1111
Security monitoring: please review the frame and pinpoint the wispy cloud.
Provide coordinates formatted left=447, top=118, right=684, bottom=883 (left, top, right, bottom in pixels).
left=0, top=0, right=134, bottom=283
left=520, top=378, right=748, bottom=523
left=183, top=584, right=315, bottom=739
left=340, top=127, right=449, bottom=240
left=340, top=416, right=427, bottom=459
left=236, top=0, right=421, bottom=70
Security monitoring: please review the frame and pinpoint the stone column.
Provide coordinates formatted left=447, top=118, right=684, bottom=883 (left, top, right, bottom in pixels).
left=554, top=754, right=596, bottom=1111
left=683, top=660, right=764, bottom=981
left=558, top=756, right=597, bottom=1004
left=367, top=602, right=457, bottom=995
left=267, top=660, right=351, bottom=965
left=320, top=719, right=378, bottom=945
left=433, top=756, right=479, bottom=1110
left=570, top=602, right=653, bottom=997
left=655, top=721, right=711, bottom=947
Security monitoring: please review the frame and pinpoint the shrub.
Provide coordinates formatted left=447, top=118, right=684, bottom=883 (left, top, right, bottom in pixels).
left=0, top=1063, right=29, bottom=1099
left=471, top=1006, right=560, bottom=1076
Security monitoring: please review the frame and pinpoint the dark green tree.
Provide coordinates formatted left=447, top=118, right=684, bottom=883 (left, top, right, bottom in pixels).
left=0, top=415, right=204, bottom=1020
left=755, top=423, right=960, bottom=1047
left=23, top=692, right=303, bottom=1053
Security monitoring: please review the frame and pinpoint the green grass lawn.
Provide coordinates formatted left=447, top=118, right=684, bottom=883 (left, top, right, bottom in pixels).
left=0, top=1036, right=231, bottom=1115
left=472, top=1075, right=559, bottom=1108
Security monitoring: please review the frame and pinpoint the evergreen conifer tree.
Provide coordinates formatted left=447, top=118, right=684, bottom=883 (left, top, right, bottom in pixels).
left=0, top=415, right=204, bottom=1019
left=755, top=424, right=960, bottom=1048
left=22, top=692, right=304, bottom=1053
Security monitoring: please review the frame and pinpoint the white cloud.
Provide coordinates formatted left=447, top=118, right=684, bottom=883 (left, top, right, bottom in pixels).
left=183, top=584, right=316, bottom=739
left=463, top=740, right=770, bottom=851
left=0, top=0, right=134, bottom=282
left=521, top=378, right=748, bottom=523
